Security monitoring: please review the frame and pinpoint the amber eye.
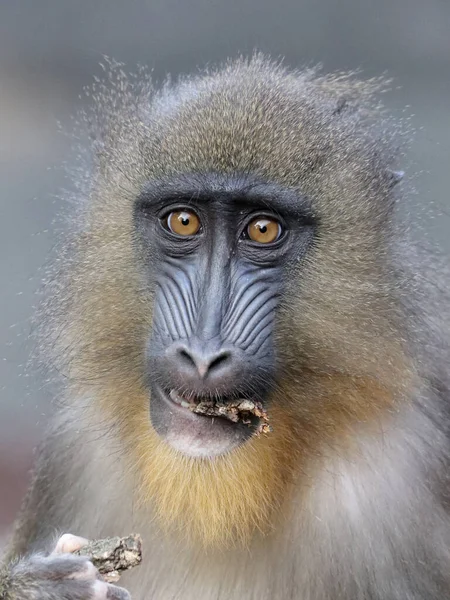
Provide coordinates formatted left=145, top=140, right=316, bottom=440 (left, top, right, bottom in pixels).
left=247, top=217, right=282, bottom=244
left=166, top=210, right=201, bottom=236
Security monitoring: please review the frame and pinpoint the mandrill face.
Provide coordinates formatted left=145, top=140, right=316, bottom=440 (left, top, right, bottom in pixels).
left=134, top=173, right=315, bottom=458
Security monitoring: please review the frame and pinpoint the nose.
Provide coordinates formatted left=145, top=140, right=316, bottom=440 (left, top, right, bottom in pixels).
left=166, top=341, right=234, bottom=382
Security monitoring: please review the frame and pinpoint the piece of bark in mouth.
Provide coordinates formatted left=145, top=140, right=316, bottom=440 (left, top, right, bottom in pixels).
left=74, top=534, right=142, bottom=583
left=188, top=399, right=272, bottom=435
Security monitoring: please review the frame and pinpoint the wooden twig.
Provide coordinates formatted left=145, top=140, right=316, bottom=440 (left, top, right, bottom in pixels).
left=74, top=534, right=142, bottom=583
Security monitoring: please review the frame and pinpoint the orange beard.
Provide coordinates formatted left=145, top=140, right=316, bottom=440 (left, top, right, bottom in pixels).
left=127, top=398, right=299, bottom=548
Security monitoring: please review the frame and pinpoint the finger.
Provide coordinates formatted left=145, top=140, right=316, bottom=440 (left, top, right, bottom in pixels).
left=91, top=580, right=109, bottom=599
left=68, top=560, right=98, bottom=580
left=52, top=533, right=90, bottom=554
left=17, top=553, right=91, bottom=580
left=106, top=583, right=132, bottom=600
left=91, top=580, right=131, bottom=600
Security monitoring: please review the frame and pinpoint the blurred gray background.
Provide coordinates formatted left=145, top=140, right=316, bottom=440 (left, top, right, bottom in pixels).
left=0, top=0, right=449, bottom=542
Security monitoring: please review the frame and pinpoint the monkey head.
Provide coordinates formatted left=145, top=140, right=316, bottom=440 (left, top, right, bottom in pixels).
left=44, top=56, right=411, bottom=546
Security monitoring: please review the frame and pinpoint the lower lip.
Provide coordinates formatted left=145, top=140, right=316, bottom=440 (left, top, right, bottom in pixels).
left=151, top=386, right=251, bottom=459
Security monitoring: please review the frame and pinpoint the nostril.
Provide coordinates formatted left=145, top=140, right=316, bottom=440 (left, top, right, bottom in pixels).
left=208, top=351, right=231, bottom=373
left=177, top=348, right=197, bottom=368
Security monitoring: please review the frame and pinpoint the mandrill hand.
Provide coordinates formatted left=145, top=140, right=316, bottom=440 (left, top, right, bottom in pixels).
left=1, top=533, right=131, bottom=600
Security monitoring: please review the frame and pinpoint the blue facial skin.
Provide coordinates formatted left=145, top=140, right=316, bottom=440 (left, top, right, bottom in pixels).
left=133, top=172, right=315, bottom=457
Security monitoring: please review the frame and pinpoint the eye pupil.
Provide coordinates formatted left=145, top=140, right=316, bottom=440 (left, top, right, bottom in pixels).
left=181, top=218, right=189, bottom=226
left=259, top=225, right=267, bottom=234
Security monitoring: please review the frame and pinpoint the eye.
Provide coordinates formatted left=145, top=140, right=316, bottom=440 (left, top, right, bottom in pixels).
left=165, top=210, right=201, bottom=237
left=246, top=217, right=282, bottom=244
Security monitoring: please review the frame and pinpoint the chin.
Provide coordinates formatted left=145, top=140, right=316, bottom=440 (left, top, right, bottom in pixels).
left=149, top=386, right=256, bottom=459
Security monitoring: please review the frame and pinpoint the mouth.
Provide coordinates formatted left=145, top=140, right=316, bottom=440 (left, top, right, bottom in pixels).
left=168, top=389, right=271, bottom=432
left=149, top=386, right=271, bottom=458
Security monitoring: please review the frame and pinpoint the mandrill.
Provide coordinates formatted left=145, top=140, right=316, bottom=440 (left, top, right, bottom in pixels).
left=1, top=55, right=450, bottom=599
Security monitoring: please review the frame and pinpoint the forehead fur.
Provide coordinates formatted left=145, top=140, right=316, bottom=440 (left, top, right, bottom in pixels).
left=87, top=55, right=404, bottom=225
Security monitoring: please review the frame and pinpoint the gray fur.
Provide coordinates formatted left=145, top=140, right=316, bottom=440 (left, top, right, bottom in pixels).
left=2, top=55, right=450, bottom=599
